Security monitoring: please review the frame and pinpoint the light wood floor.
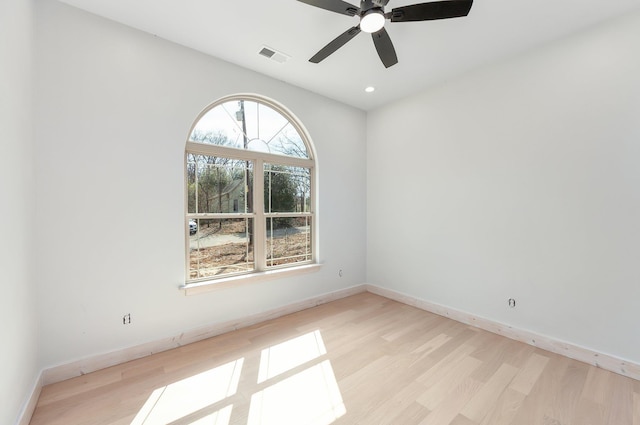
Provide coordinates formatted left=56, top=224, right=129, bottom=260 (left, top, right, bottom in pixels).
left=30, top=292, right=640, bottom=425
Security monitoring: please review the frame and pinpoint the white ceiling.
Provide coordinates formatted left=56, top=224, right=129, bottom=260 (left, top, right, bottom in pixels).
left=57, top=0, right=640, bottom=111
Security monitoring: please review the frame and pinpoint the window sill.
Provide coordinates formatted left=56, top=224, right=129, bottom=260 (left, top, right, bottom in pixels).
left=180, top=263, right=323, bottom=296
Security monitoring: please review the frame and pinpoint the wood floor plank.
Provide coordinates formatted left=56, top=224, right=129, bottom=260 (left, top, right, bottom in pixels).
left=407, top=320, right=467, bottom=368
left=633, top=392, right=640, bottom=425
left=411, top=333, right=453, bottom=357
left=29, top=293, right=639, bottom=425
left=606, top=372, right=635, bottom=424
left=460, top=363, right=519, bottom=422
left=573, top=397, right=608, bottom=425
left=359, top=381, right=430, bottom=424
left=416, top=342, right=478, bottom=385
left=469, top=336, right=526, bottom=384
left=477, top=388, right=525, bottom=425
left=417, top=355, right=483, bottom=410
left=418, top=378, right=482, bottom=425
left=450, top=414, right=478, bottom=425
left=547, top=361, right=590, bottom=425
left=582, top=365, right=614, bottom=405
left=485, top=352, right=570, bottom=425
left=509, top=352, right=550, bottom=395
left=387, top=401, right=432, bottom=425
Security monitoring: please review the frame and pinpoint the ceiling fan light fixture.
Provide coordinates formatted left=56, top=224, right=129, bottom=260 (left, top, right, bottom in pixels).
left=299, top=0, right=473, bottom=68
left=360, top=9, right=385, bottom=33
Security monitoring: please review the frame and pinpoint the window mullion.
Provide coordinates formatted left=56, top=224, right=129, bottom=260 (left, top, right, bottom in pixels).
left=254, top=158, right=266, bottom=271
left=193, top=156, right=200, bottom=278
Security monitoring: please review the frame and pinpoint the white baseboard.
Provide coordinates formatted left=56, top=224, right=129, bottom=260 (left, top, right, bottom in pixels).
left=40, top=282, right=640, bottom=387
left=42, top=284, right=367, bottom=385
left=365, top=283, right=640, bottom=381
left=17, top=371, right=42, bottom=425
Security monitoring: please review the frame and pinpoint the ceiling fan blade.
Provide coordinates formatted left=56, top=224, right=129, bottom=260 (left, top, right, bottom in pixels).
left=310, top=26, right=362, bottom=63
left=388, top=0, right=473, bottom=22
left=297, top=0, right=359, bottom=17
left=372, top=27, right=398, bottom=68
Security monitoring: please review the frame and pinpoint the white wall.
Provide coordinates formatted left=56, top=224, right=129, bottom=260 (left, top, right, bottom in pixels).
left=0, top=0, right=39, bottom=423
left=367, top=12, right=640, bottom=363
left=34, top=1, right=366, bottom=368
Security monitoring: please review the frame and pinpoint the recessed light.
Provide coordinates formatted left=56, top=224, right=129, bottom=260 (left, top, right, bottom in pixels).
left=365, top=86, right=375, bottom=93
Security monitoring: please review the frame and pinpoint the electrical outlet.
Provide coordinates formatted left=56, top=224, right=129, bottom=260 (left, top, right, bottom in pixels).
left=508, top=299, right=516, bottom=308
left=122, top=313, right=131, bottom=324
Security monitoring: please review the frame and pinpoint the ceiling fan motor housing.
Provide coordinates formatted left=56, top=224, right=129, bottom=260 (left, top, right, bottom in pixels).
left=360, top=0, right=385, bottom=13
left=371, top=0, right=390, bottom=7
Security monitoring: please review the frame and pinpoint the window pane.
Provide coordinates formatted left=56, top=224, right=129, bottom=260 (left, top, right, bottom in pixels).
left=268, top=123, right=308, bottom=158
left=190, top=101, right=246, bottom=150
left=186, top=153, right=197, bottom=214
left=266, top=217, right=312, bottom=267
left=189, top=218, right=254, bottom=279
left=264, top=164, right=311, bottom=213
left=190, top=100, right=309, bottom=159
left=193, top=156, right=252, bottom=214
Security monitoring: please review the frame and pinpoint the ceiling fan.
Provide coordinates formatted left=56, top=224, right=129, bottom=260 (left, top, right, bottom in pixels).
left=298, top=0, right=473, bottom=68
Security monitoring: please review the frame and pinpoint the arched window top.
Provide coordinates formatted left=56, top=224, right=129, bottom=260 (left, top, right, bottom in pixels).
left=189, top=94, right=311, bottom=160
left=184, top=94, right=317, bottom=288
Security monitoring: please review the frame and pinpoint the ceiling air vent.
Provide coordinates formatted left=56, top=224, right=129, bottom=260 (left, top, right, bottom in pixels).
left=258, top=46, right=290, bottom=64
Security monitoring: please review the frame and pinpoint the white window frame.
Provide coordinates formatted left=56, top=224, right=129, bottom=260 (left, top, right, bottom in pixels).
left=182, top=94, right=318, bottom=292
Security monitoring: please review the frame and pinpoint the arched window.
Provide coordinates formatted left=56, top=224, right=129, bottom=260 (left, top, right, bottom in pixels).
left=184, top=94, right=316, bottom=285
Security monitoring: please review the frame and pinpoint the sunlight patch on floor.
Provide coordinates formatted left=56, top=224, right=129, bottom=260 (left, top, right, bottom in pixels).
left=129, top=330, right=345, bottom=425
left=130, top=358, right=244, bottom=425
left=186, top=404, right=234, bottom=425
left=248, top=360, right=346, bottom=425
left=258, top=329, right=327, bottom=383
